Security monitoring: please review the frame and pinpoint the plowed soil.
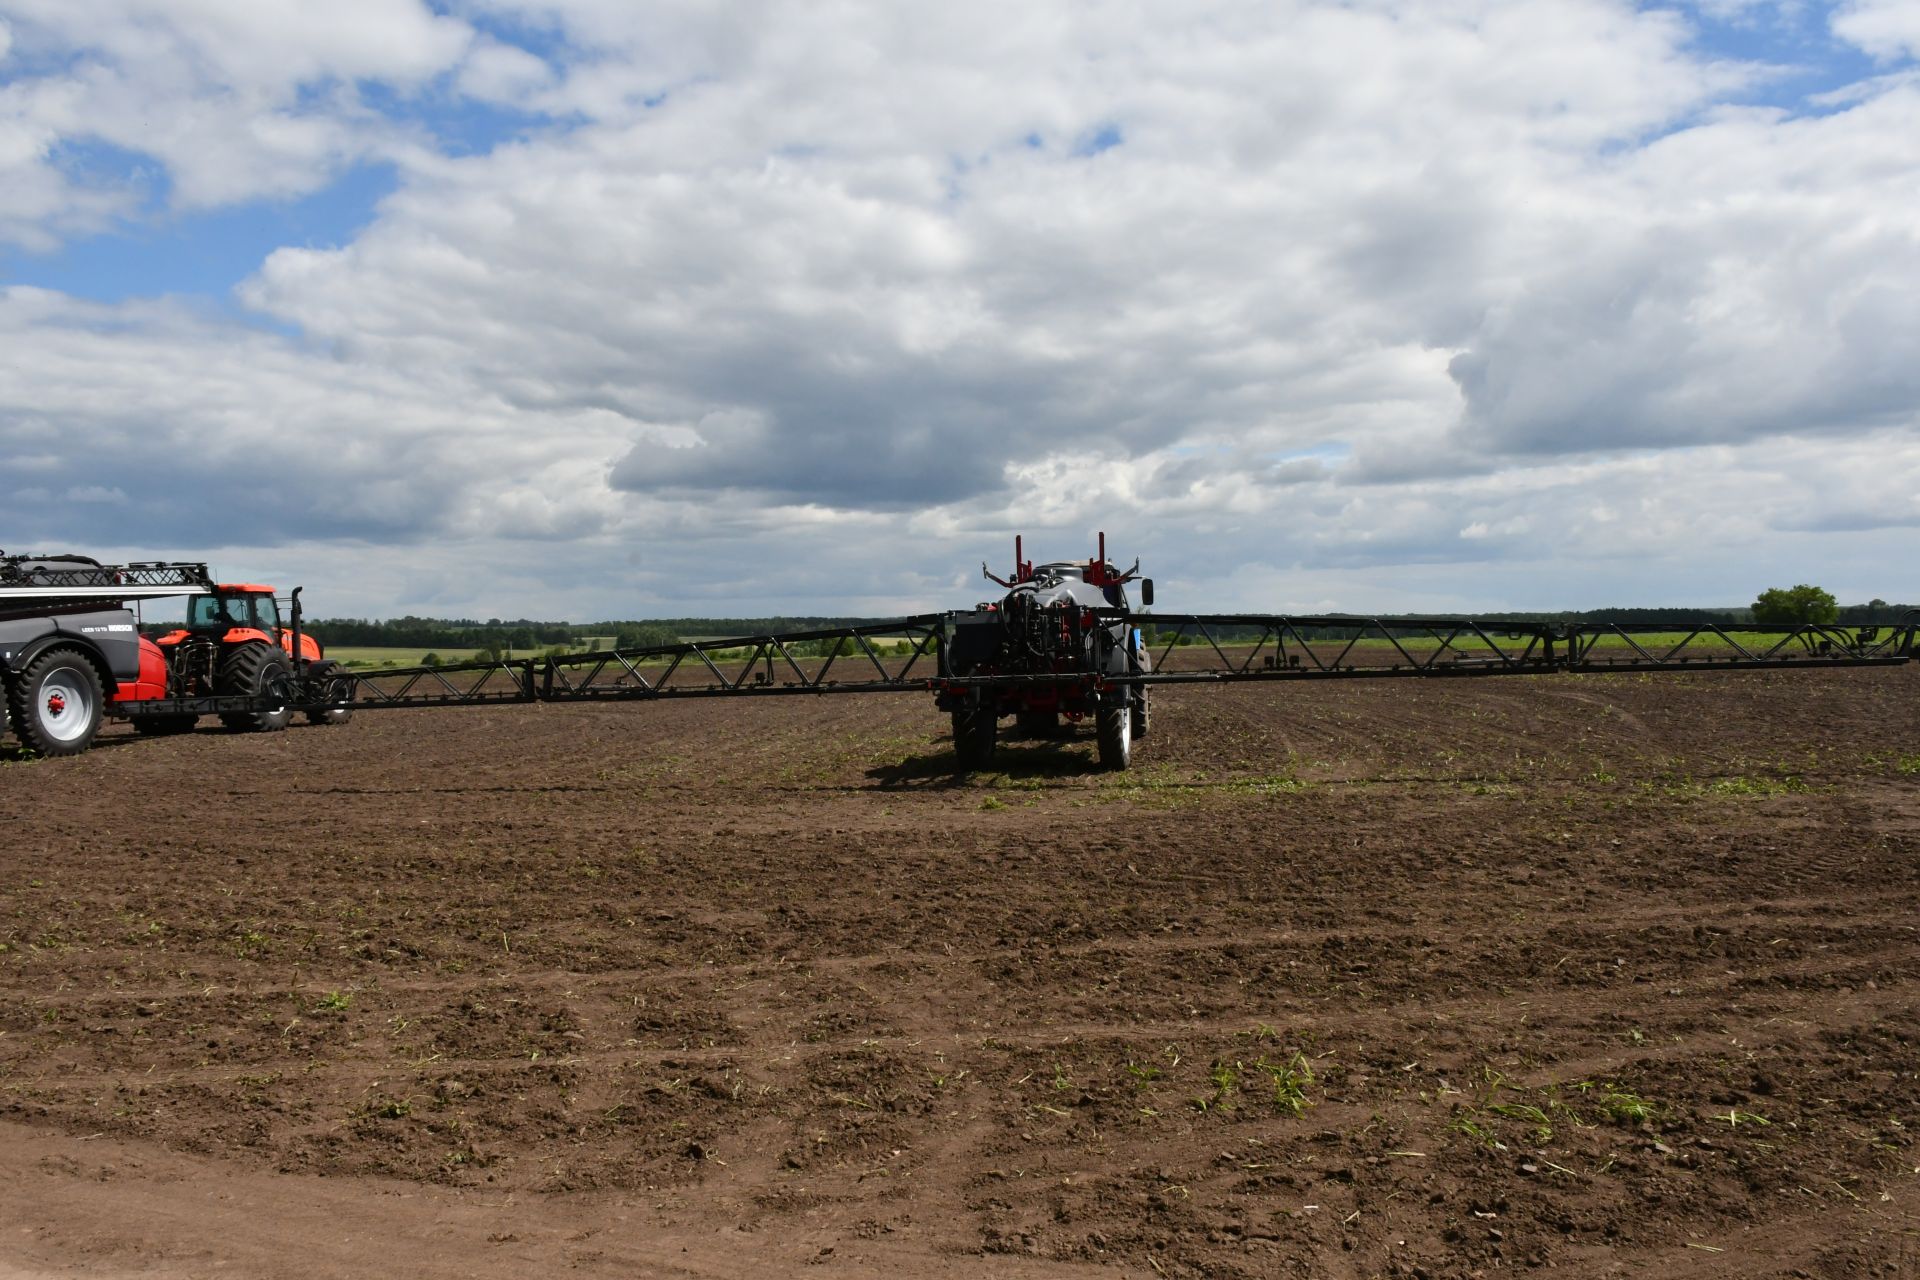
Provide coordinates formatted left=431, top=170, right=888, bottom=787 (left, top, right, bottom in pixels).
left=3, top=665, right=1918, bottom=1278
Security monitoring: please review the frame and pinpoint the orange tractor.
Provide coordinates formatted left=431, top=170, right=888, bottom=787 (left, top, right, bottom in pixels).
left=135, top=583, right=352, bottom=736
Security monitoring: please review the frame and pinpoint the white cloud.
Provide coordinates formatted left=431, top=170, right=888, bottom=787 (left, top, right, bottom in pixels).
left=1436, top=86, right=1920, bottom=465
left=457, top=37, right=556, bottom=106
left=5, top=0, right=470, bottom=91
left=1834, top=0, right=1920, bottom=60
left=0, top=287, right=629, bottom=550
left=2, top=1, right=1917, bottom=616
left=0, top=0, right=478, bottom=233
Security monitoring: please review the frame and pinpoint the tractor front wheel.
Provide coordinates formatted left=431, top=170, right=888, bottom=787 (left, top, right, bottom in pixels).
left=951, top=704, right=998, bottom=770
left=6, top=648, right=105, bottom=756
left=1131, top=650, right=1152, bottom=739
left=1097, top=699, right=1132, bottom=770
left=218, top=644, right=295, bottom=733
left=303, top=660, right=353, bottom=725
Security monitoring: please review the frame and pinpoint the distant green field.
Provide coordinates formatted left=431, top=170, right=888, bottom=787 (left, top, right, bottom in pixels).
left=326, top=646, right=496, bottom=669
left=327, top=636, right=636, bottom=669
left=1572, top=630, right=1800, bottom=651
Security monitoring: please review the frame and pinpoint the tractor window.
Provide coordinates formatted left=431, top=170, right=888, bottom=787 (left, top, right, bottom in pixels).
left=189, top=595, right=278, bottom=631
left=189, top=596, right=241, bottom=627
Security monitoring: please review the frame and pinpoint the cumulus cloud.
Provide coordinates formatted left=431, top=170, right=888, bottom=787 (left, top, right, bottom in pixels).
left=1434, top=86, right=1920, bottom=463
left=0, top=0, right=484, bottom=238
left=2, top=1, right=1917, bottom=616
left=0, top=287, right=630, bottom=547
left=457, top=37, right=557, bottom=106
left=1834, top=0, right=1920, bottom=60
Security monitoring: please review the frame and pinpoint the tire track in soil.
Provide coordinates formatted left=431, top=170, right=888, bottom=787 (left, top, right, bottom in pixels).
left=12, top=987, right=1917, bottom=1110
left=13, top=881, right=1913, bottom=1009
left=12, top=947, right=1916, bottom=1107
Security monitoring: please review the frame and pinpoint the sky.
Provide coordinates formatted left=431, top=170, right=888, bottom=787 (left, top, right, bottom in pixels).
left=2, top=0, right=1917, bottom=621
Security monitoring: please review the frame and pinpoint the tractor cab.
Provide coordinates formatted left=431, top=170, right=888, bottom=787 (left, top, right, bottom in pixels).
left=186, top=586, right=282, bottom=638
left=160, top=585, right=323, bottom=664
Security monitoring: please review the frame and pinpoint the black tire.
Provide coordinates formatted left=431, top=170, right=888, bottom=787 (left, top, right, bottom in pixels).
left=6, top=648, right=105, bottom=756
left=1130, top=644, right=1151, bottom=740
left=1015, top=710, right=1058, bottom=739
left=951, top=704, right=998, bottom=770
left=1097, top=699, right=1132, bottom=770
left=131, top=714, right=198, bottom=736
left=303, top=661, right=353, bottom=725
left=218, top=643, right=295, bottom=732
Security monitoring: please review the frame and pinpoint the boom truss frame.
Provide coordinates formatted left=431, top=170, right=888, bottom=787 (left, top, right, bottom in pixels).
left=0, top=558, right=213, bottom=604
left=268, top=611, right=1917, bottom=716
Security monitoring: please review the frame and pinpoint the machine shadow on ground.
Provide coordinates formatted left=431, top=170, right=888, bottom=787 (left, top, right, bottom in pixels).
left=865, top=737, right=1102, bottom=788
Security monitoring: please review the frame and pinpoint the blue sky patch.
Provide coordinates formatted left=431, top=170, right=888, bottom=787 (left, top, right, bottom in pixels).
left=1667, top=2, right=1905, bottom=113
left=0, top=162, right=396, bottom=306
left=447, top=1, right=575, bottom=67
left=358, top=80, right=557, bottom=156
left=1269, top=442, right=1353, bottom=463
left=1073, top=123, right=1124, bottom=157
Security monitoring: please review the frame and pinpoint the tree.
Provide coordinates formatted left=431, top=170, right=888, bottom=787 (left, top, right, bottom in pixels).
left=1752, top=584, right=1838, bottom=625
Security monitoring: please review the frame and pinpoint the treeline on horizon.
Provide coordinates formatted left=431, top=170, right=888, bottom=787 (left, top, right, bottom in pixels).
left=302, top=600, right=1917, bottom=651
left=1481, top=601, right=1913, bottom=625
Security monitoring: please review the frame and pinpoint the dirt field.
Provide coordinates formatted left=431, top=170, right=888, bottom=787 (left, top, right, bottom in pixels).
left=3, top=665, right=1917, bottom=1278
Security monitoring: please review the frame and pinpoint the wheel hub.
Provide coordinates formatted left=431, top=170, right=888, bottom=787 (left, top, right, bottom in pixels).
left=35, top=670, right=96, bottom=743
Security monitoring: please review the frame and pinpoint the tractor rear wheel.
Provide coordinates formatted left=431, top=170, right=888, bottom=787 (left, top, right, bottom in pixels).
left=131, top=714, right=198, bottom=736
left=306, top=706, right=353, bottom=726
left=1097, top=700, right=1132, bottom=770
left=218, top=643, right=295, bottom=733
left=951, top=704, right=997, bottom=769
left=6, top=648, right=105, bottom=756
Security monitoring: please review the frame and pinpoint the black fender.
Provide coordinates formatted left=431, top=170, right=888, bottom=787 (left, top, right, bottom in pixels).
left=1, top=632, right=116, bottom=691
left=0, top=632, right=118, bottom=739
